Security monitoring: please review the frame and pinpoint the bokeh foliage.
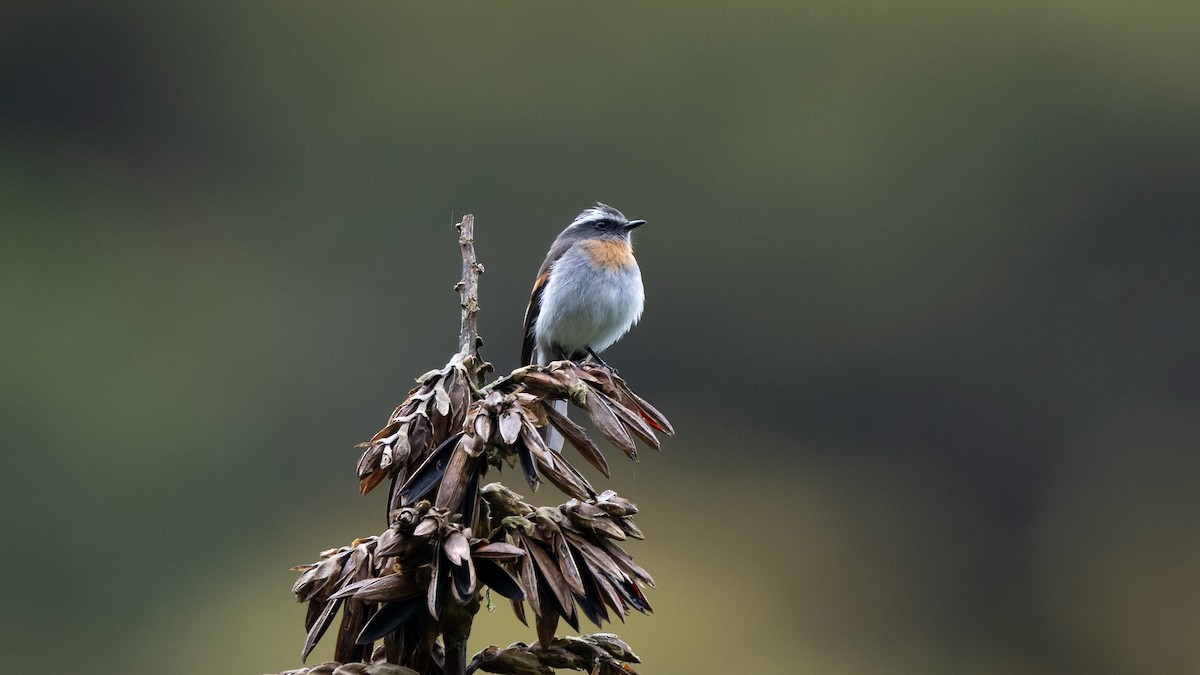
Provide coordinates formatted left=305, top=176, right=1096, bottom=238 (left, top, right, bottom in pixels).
left=2, top=2, right=1198, bottom=674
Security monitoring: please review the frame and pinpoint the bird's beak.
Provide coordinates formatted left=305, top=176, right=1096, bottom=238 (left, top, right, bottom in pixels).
left=624, top=219, right=646, bottom=231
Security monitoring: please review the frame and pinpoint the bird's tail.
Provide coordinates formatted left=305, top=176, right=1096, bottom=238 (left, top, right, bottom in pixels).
left=543, top=399, right=567, bottom=452
left=536, top=349, right=566, bottom=452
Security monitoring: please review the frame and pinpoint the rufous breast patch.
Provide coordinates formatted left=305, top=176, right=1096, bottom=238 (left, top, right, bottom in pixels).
left=581, top=239, right=636, bottom=270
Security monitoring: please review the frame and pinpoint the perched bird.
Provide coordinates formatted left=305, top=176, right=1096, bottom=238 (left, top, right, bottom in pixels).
left=521, top=203, right=647, bottom=449
left=521, top=202, right=646, bottom=367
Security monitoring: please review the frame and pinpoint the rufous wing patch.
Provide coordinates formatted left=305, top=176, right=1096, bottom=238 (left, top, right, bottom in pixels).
left=520, top=272, right=550, bottom=365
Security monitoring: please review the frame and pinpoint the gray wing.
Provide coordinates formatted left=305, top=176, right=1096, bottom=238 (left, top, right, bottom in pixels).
left=520, top=236, right=575, bottom=366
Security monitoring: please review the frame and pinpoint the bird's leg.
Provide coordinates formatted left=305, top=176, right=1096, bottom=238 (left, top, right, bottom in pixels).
left=585, top=347, right=616, bottom=373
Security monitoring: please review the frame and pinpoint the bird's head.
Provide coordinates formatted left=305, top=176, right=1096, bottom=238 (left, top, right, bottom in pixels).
left=567, top=202, right=645, bottom=240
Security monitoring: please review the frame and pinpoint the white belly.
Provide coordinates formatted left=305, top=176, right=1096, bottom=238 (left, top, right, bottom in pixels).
left=534, top=248, right=644, bottom=362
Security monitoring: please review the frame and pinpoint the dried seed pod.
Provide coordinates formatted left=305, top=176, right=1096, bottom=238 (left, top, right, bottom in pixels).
left=466, top=634, right=640, bottom=675
left=357, top=353, right=481, bottom=501
left=541, top=400, right=610, bottom=477
left=292, top=354, right=671, bottom=672
left=581, top=389, right=638, bottom=461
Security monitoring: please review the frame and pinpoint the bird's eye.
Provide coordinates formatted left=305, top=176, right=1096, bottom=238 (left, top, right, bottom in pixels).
left=595, top=220, right=609, bottom=230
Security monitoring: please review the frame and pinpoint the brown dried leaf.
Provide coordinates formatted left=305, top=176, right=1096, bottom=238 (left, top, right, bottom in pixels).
left=588, top=633, right=639, bottom=663
left=293, top=556, right=342, bottom=601
left=471, top=541, right=526, bottom=560
left=480, top=483, right=534, bottom=519
left=301, top=597, right=342, bottom=661
left=594, top=490, right=638, bottom=516
left=433, top=441, right=480, bottom=514
left=581, top=390, right=637, bottom=460
left=524, top=537, right=575, bottom=621
left=358, top=468, right=388, bottom=496
left=552, top=531, right=586, bottom=596
left=369, top=420, right=402, bottom=445
left=574, top=564, right=610, bottom=627
left=472, top=409, right=494, bottom=445
left=429, top=398, right=451, bottom=443
left=428, top=553, right=444, bottom=619
left=374, top=529, right=403, bottom=557
left=475, top=559, right=525, bottom=601
left=510, top=597, right=528, bottom=626
left=590, top=517, right=627, bottom=541
left=595, top=537, right=655, bottom=587
left=585, top=559, right=629, bottom=618
left=450, top=551, right=477, bottom=604
left=356, top=443, right=384, bottom=479
left=516, top=440, right=541, bottom=493
left=443, top=530, right=471, bottom=566
left=563, top=361, right=601, bottom=385
left=469, top=644, right=553, bottom=675
left=578, top=363, right=673, bottom=437
left=563, top=499, right=607, bottom=520
left=628, top=390, right=674, bottom=435
left=498, top=407, right=523, bottom=445
left=433, top=380, right=452, bottom=417
left=535, top=592, right=560, bottom=650
left=542, top=400, right=610, bottom=478
left=332, top=574, right=420, bottom=603
left=448, top=369, right=470, bottom=409
left=412, top=517, right=438, bottom=540
left=617, top=519, right=644, bottom=540
left=516, top=541, right=540, bottom=615
left=355, top=596, right=424, bottom=646
left=392, top=423, right=412, bottom=461
left=520, top=424, right=594, bottom=501
left=599, top=391, right=659, bottom=450
left=407, top=415, right=433, bottom=463
left=334, top=598, right=372, bottom=664
left=348, top=543, right=374, bottom=584
left=561, top=531, right=619, bottom=578
left=510, top=369, right=572, bottom=398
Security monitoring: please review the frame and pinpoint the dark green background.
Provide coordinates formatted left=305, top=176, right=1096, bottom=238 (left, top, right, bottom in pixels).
left=3, top=2, right=1198, bottom=674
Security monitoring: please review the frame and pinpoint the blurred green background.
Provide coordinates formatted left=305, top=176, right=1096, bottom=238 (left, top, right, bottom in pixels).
left=3, top=2, right=1199, bottom=674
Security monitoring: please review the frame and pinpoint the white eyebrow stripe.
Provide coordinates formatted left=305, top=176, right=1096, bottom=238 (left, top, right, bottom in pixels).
left=571, top=204, right=624, bottom=226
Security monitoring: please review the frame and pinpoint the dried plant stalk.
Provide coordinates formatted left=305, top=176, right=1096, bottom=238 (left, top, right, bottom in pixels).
left=273, top=214, right=672, bottom=675
left=456, top=214, right=483, bottom=358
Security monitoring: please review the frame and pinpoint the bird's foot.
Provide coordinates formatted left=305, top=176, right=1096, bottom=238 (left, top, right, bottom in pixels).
left=585, top=347, right=617, bottom=374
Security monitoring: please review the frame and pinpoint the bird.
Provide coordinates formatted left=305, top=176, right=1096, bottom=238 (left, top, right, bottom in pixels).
left=521, top=202, right=646, bottom=367
left=521, top=203, right=647, bottom=448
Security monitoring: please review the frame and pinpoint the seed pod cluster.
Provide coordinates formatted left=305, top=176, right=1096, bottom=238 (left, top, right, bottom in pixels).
left=291, top=355, right=671, bottom=673
left=467, top=633, right=641, bottom=675
left=481, top=484, right=653, bottom=648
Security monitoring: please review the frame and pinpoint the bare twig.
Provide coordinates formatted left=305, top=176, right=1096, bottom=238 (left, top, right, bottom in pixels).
left=455, top=215, right=483, bottom=362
